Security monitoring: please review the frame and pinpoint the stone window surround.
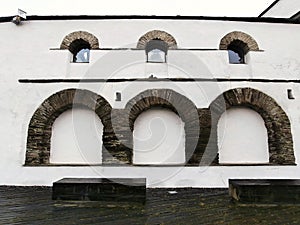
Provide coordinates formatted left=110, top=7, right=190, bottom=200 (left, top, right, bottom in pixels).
left=219, top=31, right=260, bottom=52
left=60, top=31, right=99, bottom=50
left=25, top=88, right=295, bottom=166
left=59, top=30, right=262, bottom=55
left=25, top=89, right=112, bottom=165
left=137, top=30, right=178, bottom=49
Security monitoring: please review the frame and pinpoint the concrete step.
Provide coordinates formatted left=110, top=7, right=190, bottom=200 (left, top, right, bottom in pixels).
left=229, top=179, right=300, bottom=204
left=52, top=178, right=146, bottom=203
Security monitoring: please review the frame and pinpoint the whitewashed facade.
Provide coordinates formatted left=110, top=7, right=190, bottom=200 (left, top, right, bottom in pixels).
left=1, top=3, right=300, bottom=187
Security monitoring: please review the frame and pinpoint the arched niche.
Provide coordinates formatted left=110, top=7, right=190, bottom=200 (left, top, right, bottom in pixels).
left=218, top=107, right=269, bottom=164
left=125, top=89, right=200, bottom=165
left=25, top=89, right=111, bottom=165
left=133, top=108, right=185, bottom=165
left=50, top=108, right=103, bottom=164
left=209, top=87, right=295, bottom=165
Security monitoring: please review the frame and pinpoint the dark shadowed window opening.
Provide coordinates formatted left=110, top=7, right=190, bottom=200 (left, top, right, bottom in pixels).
left=146, top=39, right=168, bottom=63
left=69, top=39, right=91, bottom=63
left=227, top=40, right=249, bottom=64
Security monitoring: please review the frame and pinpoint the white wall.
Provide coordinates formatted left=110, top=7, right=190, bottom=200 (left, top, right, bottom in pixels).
left=50, top=108, right=103, bottom=164
left=0, top=18, right=300, bottom=187
left=1, top=19, right=300, bottom=80
left=133, top=108, right=185, bottom=165
left=218, top=108, right=269, bottom=164
left=4, top=81, right=298, bottom=187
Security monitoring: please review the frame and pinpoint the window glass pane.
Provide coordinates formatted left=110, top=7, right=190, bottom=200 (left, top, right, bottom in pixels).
left=228, top=50, right=242, bottom=64
left=74, top=48, right=90, bottom=63
left=147, top=49, right=166, bottom=63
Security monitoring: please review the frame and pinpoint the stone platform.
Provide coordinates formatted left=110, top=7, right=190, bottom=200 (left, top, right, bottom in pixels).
left=229, top=179, right=300, bottom=204
left=52, top=178, right=146, bottom=203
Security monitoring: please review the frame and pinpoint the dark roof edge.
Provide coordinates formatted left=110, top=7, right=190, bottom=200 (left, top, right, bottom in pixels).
left=0, top=14, right=299, bottom=24
left=258, top=0, right=281, bottom=18
left=290, top=11, right=300, bottom=20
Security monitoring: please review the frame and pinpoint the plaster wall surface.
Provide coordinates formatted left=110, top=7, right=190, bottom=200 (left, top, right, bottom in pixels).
left=133, top=109, right=185, bottom=165
left=0, top=18, right=300, bottom=187
left=218, top=108, right=269, bottom=164
left=0, top=19, right=300, bottom=80
left=50, top=108, right=103, bottom=164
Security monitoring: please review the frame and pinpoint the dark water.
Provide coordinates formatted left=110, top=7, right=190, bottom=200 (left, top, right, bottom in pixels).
left=0, top=187, right=299, bottom=225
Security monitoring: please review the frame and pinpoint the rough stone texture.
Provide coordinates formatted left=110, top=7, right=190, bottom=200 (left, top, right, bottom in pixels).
left=229, top=179, right=300, bottom=204
left=25, top=87, right=295, bottom=166
left=60, top=31, right=99, bottom=50
left=104, top=109, right=133, bottom=165
left=3, top=186, right=300, bottom=224
left=209, top=87, right=295, bottom=165
left=124, top=89, right=200, bottom=165
left=197, top=108, right=219, bottom=166
left=219, top=31, right=259, bottom=51
left=25, top=89, right=112, bottom=165
left=136, top=30, right=177, bottom=49
left=52, top=178, right=146, bottom=203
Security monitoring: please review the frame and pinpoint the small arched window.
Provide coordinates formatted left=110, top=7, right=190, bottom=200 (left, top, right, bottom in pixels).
left=146, top=39, right=168, bottom=63
left=227, top=40, right=249, bottom=64
left=219, top=31, right=259, bottom=65
left=69, top=39, right=91, bottom=63
left=60, top=31, right=99, bottom=63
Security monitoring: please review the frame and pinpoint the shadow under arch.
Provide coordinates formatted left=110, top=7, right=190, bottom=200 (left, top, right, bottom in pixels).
left=122, top=89, right=201, bottom=165
left=25, top=89, right=112, bottom=165
left=209, top=87, right=295, bottom=165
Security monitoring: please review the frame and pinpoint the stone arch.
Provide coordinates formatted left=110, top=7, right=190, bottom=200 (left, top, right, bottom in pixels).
left=137, top=30, right=177, bottom=49
left=219, top=31, right=259, bottom=52
left=123, top=89, right=201, bottom=165
left=209, top=88, right=295, bottom=165
left=60, top=31, right=99, bottom=51
left=25, top=89, right=112, bottom=165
